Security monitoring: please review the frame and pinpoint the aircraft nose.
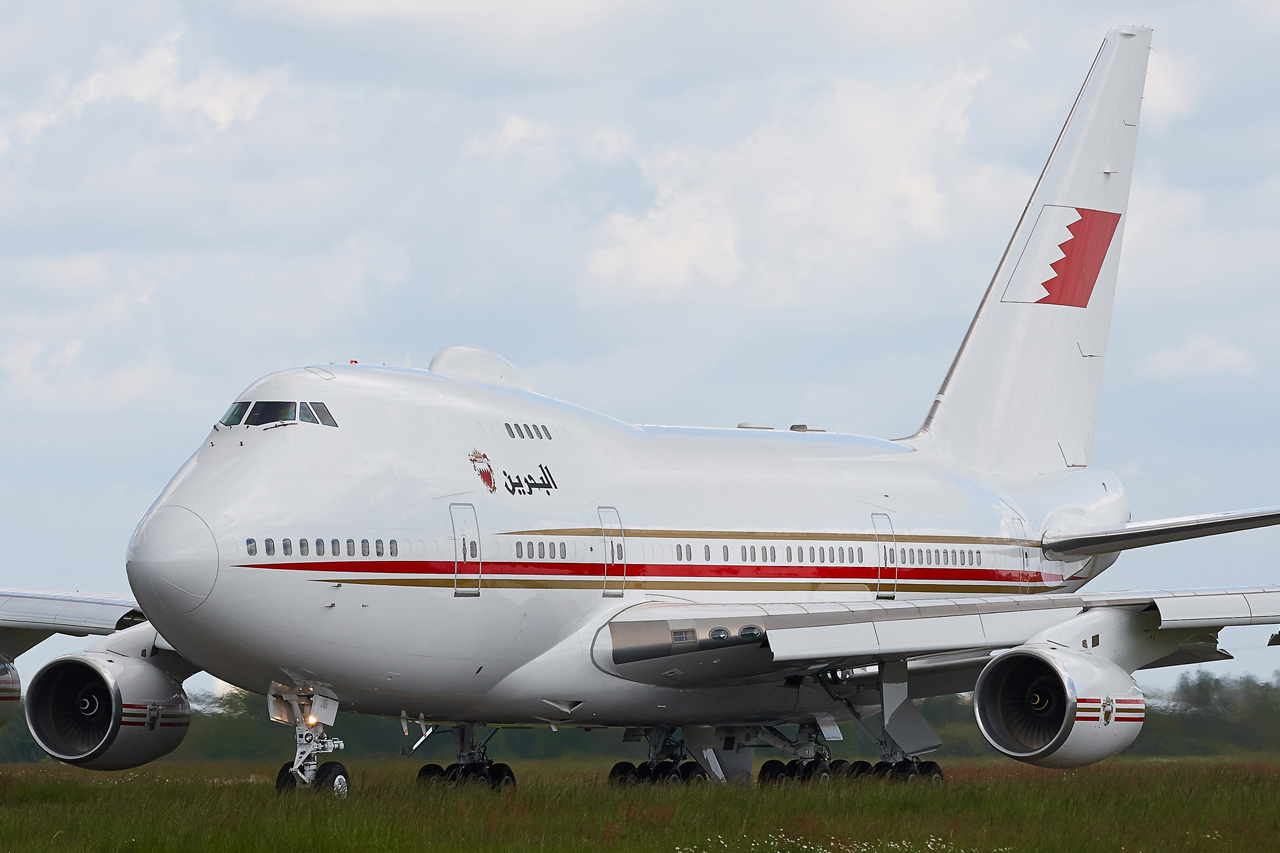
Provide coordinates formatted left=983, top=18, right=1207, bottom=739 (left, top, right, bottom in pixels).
left=126, top=506, right=219, bottom=616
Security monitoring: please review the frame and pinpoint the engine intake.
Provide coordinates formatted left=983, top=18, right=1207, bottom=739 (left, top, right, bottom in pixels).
left=974, top=646, right=1144, bottom=768
left=25, top=653, right=190, bottom=770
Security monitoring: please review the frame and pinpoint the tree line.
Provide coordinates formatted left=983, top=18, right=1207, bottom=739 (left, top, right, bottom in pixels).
left=2, top=670, right=1278, bottom=764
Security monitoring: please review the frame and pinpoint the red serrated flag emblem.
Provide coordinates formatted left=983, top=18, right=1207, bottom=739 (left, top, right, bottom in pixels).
left=1001, top=205, right=1122, bottom=308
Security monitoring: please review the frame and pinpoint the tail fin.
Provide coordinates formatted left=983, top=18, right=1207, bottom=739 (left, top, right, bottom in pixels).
left=914, top=27, right=1151, bottom=475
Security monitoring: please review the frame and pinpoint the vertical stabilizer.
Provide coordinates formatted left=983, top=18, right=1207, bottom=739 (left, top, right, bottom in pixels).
left=915, top=28, right=1151, bottom=475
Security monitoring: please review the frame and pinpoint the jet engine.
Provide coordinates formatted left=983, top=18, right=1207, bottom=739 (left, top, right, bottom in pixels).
left=24, top=652, right=190, bottom=770
left=973, top=646, right=1145, bottom=768
left=0, top=655, right=19, bottom=728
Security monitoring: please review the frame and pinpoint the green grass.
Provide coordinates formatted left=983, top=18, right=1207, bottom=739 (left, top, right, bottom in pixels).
left=2, top=758, right=1279, bottom=852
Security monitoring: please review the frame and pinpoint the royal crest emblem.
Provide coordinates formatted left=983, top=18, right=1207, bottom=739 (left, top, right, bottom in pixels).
left=1102, top=696, right=1114, bottom=726
left=469, top=449, right=497, bottom=494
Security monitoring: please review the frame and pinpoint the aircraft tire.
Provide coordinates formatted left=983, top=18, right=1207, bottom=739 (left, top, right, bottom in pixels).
left=315, top=761, right=350, bottom=797
left=803, top=760, right=831, bottom=783
left=680, top=761, right=709, bottom=783
left=652, top=760, right=682, bottom=785
left=416, top=763, right=444, bottom=784
left=871, top=761, right=894, bottom=778
left=608, top=761, right=637, bottom=786
left=918, top=761, right=944, bottom=783
left=275, top=762, right=297, bottom=793
left=848, top=760, right=873, bottom=778
left=757, top=759, right=787, bottom=785
left=489, top=763, right=517, bottom=792
left=829, top=759, right=850, bottom=777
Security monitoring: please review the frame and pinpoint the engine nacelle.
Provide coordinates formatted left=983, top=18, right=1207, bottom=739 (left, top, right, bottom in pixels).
left=974, top=646, right=1145, bottom=768
left=24, top=652, right=190, bottom=770
left=0, top=656, right=19, bottom=728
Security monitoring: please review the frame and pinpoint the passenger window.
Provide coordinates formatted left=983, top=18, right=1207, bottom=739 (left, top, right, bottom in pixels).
left=769, top=546, right=776, bottom=562
left=750, top=546, right=757, bottom=562
left=809, top=546, right=816, bottom=562
left=828, top=547, right=834, bottom=563
left=976, top=550, right=981, bottom=566
left=818, top=547, right=824, bottom=563
left=908, top=548, right=914, bottom=563
left=220, top=402, right=250, bottom=426
left=299, top=403, right=320, bottom=424
left=505, top=423, right=515, bottom=438
left=523, top=424, right=534, bottom=438
left=527, top=541, right=534, bottom=558
left=542, top=425, right=552, bottom=440
left=838, top=547, right=844, bottom=563
left=969, top=550, right=974, bottom=565
left=309, top=402, right=339, bottom=427
left=787, top=546, right=793, bottom=562
left=676, top=546, right=683, bottom=562
left=332, top=539, right=340, bottom=557
left=616, top=543, right=623, bottom=560
left=265, top=538, right=275, bottom=556
left=346, top=539, right=355, bottom=557
left=299, top=538, right=309, bottom=556
left=246, top=401, right=296, bottom=426
left=704, top=545, right=711, bottom=561
left=516, top=541, right=523, bottom=558
left=857, top=546, right=864, bottom=563
left=361, top=539, right=370, bottom=557
left=470, top=541, right=478, bottom=559
left=376, top=539, right=384, bottom=557
left=951, top=549, right=957, bottom=565
left=934, top=549, right=940, bottom=564
left=559, top=542, right=566, bottom=559
left=246, top=538, right=257, bottom=556
left=723, top=545, right=729, bottom=561
left=797, top=547, right=803, bottom=563
left=741, top=546, right=747, bottom=561
left=390, top=540, right=398, bottom=557
left=538, top=542, right=545, bottom=559
left=514, top=424, right=525, bottom=438
left=547, top=541, right=555, bottom=560
left=314, top=539, right=323, bottom=556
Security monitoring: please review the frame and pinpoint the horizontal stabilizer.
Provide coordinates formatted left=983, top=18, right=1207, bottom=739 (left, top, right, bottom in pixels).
left=1043, top=506, right=1280, bottom=560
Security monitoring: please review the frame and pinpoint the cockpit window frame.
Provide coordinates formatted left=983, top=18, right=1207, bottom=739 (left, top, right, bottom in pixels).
left=245, top=401, right=297, bottom=426
left=220, top=402, right=251, bottom=427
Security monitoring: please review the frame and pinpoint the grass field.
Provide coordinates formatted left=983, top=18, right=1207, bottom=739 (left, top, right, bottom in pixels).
left=1, top=758, right=1277, bottom=853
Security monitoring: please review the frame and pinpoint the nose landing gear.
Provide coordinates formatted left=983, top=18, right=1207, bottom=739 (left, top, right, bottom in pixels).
left=268, top=683, right=347, bottom=796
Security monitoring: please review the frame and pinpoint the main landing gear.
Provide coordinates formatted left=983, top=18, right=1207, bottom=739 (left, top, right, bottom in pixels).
left=415, top=723, right=517, bottom=792
left=607, top=728, right=711, bottom=786
left=757, top=757, right=943, bottom=784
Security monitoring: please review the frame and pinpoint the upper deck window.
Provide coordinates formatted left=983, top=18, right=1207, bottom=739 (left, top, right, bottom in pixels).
left=309, top=402, right=338, bottom=427
left=220, top=402, right=250, bottom=426
left=246, top=402, right=296, bottom=426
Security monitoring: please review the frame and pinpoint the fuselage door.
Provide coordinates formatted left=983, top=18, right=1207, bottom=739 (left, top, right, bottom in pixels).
left=1011, top=517, right=1030, bottom=595
left=872, top=513, right=897, bottom=600
left=599, top=506, right=626, bottom=598
left=450, top=503, right=481, bottom=597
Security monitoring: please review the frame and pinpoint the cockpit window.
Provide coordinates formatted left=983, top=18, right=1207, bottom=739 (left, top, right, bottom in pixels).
left=299, top=402, right=319, bottom=424
left=245, top=402, right=296, bottom=426
left=220, top=402, right=250, bottom=426
left=309, top=402, right=338, bottom=427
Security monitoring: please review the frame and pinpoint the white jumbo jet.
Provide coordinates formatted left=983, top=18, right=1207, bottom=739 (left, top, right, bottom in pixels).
left=5, top=25, right=1280, bottom=794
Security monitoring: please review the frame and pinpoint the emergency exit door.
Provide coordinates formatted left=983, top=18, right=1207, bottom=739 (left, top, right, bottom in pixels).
left=450, top=503, right=481, bottom=597
left=599, top=506, right=626, bottom=597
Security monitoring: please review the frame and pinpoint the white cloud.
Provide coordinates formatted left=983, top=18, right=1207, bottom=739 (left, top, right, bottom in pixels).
left=2, top=31, right=287, bottom=150
left=1142, top=334, right=1259, bottom=378
left=466, top=116, right=557, bottom=157
left=1143, top=48, right=1199, bottom=128
left=584, top=67, right=989, bottom=304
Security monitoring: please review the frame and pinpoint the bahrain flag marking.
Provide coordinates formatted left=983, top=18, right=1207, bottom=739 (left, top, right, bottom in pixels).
left=1000, top=205, right=1122, bottom=308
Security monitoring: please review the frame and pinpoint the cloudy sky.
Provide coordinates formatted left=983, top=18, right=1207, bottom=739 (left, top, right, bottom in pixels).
left=4, top=0, right=1280, bottom=699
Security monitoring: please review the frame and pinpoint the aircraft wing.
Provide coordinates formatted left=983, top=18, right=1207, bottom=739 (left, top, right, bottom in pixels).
left=0, top=589, right=146, bottom=658
left=1043, top=506, right=1280, bottom=559
left=599, top=585, right=1280, bottom=692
